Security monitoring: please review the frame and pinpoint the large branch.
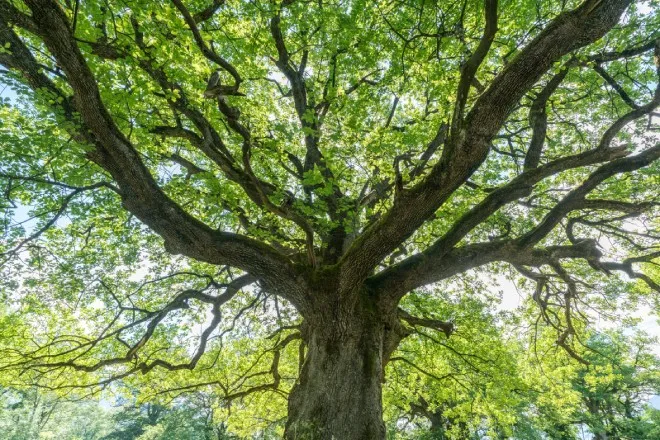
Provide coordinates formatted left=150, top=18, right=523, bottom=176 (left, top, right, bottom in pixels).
left=368, top=240, right=604, bottom=302
left=122, top=20, right=317, bottom=266
left=398, top=308, right=454, bottom=338
left=371, top=141, right=660, bottom=299
left=339, top=0, right=632, bottom=290
left=449, top=0, right=498, bottom=138
left=269, top=6, right=346, bottom=262
left=90, top=24, right=317, bottom=267
left=601, top=252, right=660, bottom=292
left=364, top=143, right=628, bottom=299
left=269, top=10, right=322, bottom=175
left=376, top=73, right=659, bottom=298
left=1, top=1, right=307, bottom=308
left=524, top=68, right=569, bottom=170
left=518, top=143, right=660, bottom=247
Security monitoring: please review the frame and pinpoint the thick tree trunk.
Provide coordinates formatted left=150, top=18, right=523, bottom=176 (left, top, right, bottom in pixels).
left=284, top=297, right=391, bottom=440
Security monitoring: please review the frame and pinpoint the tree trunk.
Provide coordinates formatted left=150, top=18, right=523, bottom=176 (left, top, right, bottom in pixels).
left=284, top=298, right=389, bottom=440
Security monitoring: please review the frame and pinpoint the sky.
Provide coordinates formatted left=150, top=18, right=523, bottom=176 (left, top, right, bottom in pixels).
left=0, top=80, right=15, bottom=101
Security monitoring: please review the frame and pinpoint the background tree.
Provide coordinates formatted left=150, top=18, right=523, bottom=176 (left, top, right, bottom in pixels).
left=383, top=287, right=526, bottom=439
left=100, top=395, right=237, bottom=440
left=523, top=329, right=660, bottom=440
left=0, top=386, right=113, bottom=440
left=0, top=0, right=659, bottom=438
left=0, top=386, right=240, bottom=440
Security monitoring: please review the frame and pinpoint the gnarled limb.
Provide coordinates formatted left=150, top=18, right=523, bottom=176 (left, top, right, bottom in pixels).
left=339, top=0, right=633, bottom=291
left=1, top=1, right=307, bottom=307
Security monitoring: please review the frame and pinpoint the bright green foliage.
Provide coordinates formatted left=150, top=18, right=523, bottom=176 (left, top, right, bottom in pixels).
left=0, top=387, right=113, bottom=440
left=101, top=398, right=233, bottom=440
left=0, top=387, right=241, bottom=440
left=522, top=330, right=660, bottom=440
left=384, top=289, right=525, bottom=439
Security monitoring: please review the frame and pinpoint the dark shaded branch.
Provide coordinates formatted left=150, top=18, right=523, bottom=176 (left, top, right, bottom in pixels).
left=170, top=0, right=240, bottom=88
left=2, top=0, right=307, bottom=307
left=193, top=0, right=225, bottom=23
left=372, top=139, right=659, bottom=299
left=580, top=199, right=658, bottom=214
left=589, top=39, right=657, bottom=63
left=371, top=146, right=629, bottom=298
left=518, top=143, right=660, bottom=247
left=369, top=41, right=659, bottom=301
left=340, top=0, right=633, bottom=290
left=450, top=0, right=498, bottom=135
left=398, top=308, right=454, bottom=338
left=593, top=63, right=640, bottom=109
left=269, top=7, right=345, bottom=246
left=0, top=1, right=38, bottom=33
left=524, top=68, right=569, bottom=170
left=601, top=255, right=660, bottom=292
left=132, top=37, right=315, bottom=255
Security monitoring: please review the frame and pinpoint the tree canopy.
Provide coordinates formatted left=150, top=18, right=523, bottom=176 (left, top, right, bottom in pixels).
left=0, top=0, right=659, bottom=438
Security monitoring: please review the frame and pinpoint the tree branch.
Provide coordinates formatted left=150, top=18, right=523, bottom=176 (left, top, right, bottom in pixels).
left=339, top=0, right=633, bottom=291
left=518, top=143, right=660, bottom=247
left=269, top=8, right=345, bottom=259
left=193, top=0, right=225, bottom=23
left=450, top=0, right=498, bottom=136
left=170, top=0, right=240, bottom=88
left=524, top=68, right=569, bottom=170
left=2, top=0, right=308, bottom=308
left=398, top=308, right=454, bottom=338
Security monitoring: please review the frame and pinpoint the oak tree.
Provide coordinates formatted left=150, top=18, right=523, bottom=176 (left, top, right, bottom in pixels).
left=0, top=0, right=659, bottom=438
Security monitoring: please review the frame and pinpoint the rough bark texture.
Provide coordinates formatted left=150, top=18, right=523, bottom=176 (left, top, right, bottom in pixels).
left=285, top=327, right=384, bottom=439
left=284, top=291, right=395, bottom=440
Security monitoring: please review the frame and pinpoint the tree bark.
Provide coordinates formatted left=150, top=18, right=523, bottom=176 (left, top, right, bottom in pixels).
left=284, top=294, right=393, bottom=440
